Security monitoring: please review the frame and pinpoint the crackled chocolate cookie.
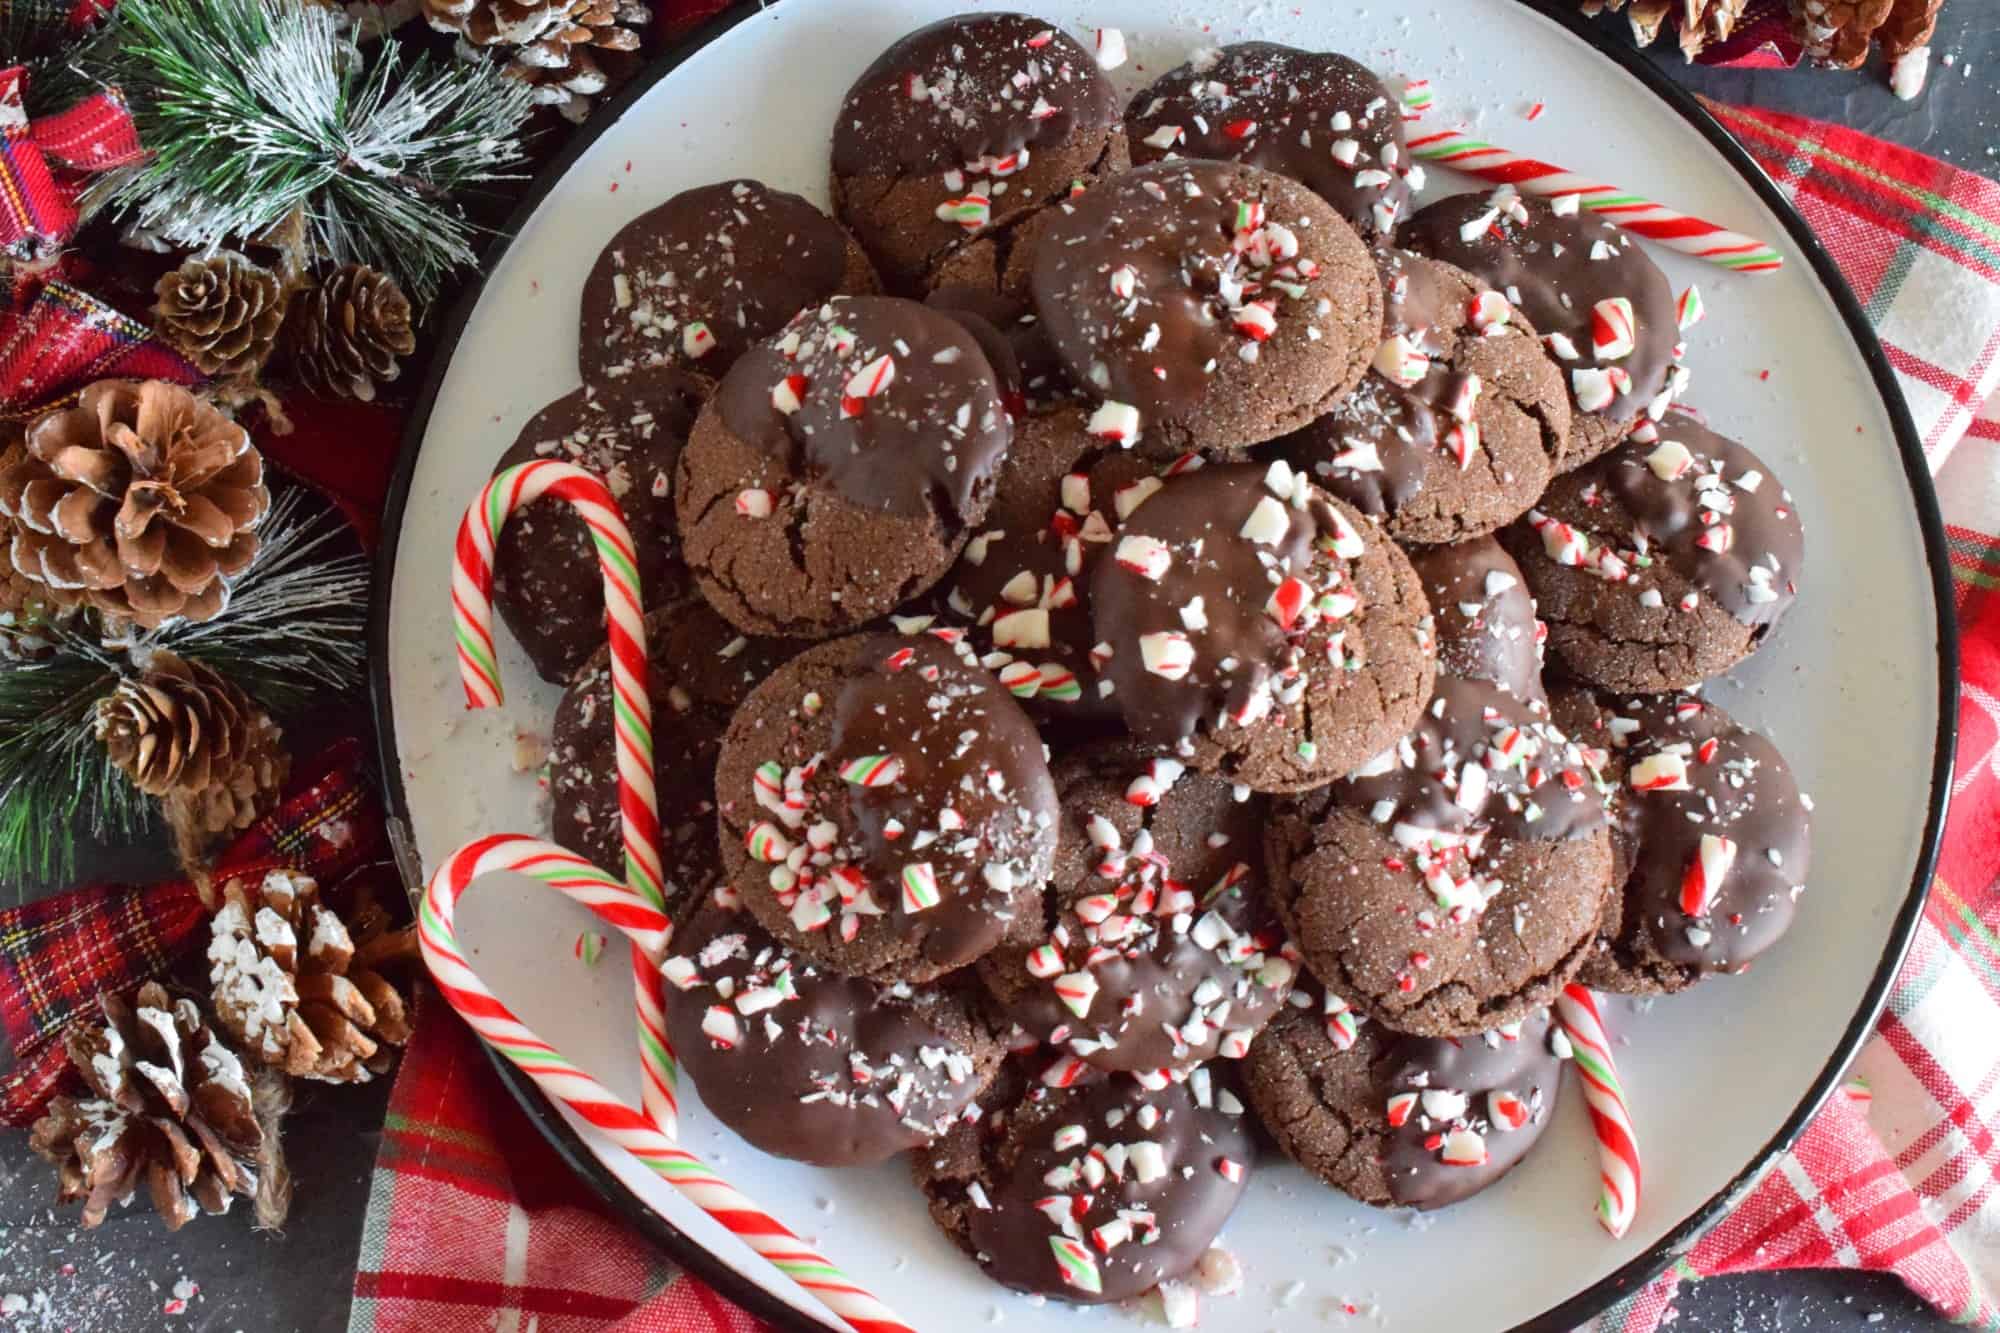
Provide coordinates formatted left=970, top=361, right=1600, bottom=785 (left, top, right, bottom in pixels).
left=714, top=632, right=1058, bottom=983
left=935, top=408, right=1165, bottom=727
left=662, top=893, right=1003, bottom=1165
left=1030, top=160, right=1382, bottom=456
left=1499, top=412, right=1804, bottom=693
left=1246, top=984, right=1566, bottom=1210
left=1407, top=537, right=1544, bottom=703
left=676, top=297, right=1012, bottom=638
left=1265, top=671, right=1615, bottom=1036
left=915, top=1063, right=1253, bottom=1303
left=1088, top=460, right=1435, bottom=792
left=492, top=367, right=708, bottom=682
left=1553, top=689, right=1811, bottom=993
left=1274, top=248, right=1571, bottom=544
left=1127, top=44, right=1416, bottom=241
left=1402, top=189, right=1682, bottom=467
left=830, top=13, right=1127, bottom=293
left=977, top=744, right=1295, bottom=1072
left=549, top=600, right=798, bottom=913
left=578, top=180, right=879, bottom=385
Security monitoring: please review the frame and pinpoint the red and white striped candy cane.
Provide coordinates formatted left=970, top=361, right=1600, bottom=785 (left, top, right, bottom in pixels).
left=450, top=459, right=675, bottom=1138
left=420, top=835, right=914, bottom=1333
left=1555, top=983, right=1643, bottom=1239
left=1407, top=127, right=1785, bottom=275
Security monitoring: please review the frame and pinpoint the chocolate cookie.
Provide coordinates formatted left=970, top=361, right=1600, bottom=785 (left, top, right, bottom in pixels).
left=549, top=599, right=799, bottom=914
left=914, top=1062, right=1253, bottom=1303
left=1087, top=460, right=1436, bottom=792
left=675, top=296, right=1012, bottom=638
left=1245, top=984, right=1566, bottom=1210
left=1498, top=412, right=1804, bottom=693
left=491, top=367, right=708, bottom=682
left=578, top=180, right=879, bottom=385
left=1553, top=689, right=1811, bottom=994
left=977, top=743, right=1295, bottom=1072
left=936, top=407, right=1165, bottom=728
left=1126, top=44, right=1416, bottom=241
left=1264, top=671, right=1614, bottom=1036
left=1407, top=537, right=1545, bottom=703
left=662, top=893, right=1003, bottom=1165
left=829, top=13, right=1127, bottom=293
left=1401, top=189, right=1683, bottom=467
left=1030, top=160, right=1383, bottom=456
left=1273, top=248, right=1571, bottom=544
left=714, top=632, right=1059, bottom=983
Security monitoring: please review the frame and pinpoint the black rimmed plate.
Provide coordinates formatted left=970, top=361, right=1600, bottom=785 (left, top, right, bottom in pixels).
left=369, top=2, right=1956, bottom=1326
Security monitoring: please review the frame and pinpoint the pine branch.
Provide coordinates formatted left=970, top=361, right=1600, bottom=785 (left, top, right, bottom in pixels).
left=0, top=633, right=134, bottom=885
left=92, top=0, right=534, bottom=305
left=147, top=488, right=370, bottom=713
left=0, top=490, right=369, bottom=883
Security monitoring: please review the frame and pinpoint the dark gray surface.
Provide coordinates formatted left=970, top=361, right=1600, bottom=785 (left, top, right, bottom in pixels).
left=0, top=4, right=1992, bottom=1331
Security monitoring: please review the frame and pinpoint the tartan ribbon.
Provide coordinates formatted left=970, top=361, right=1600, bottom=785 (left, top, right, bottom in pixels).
left=0, top=264, right=202, bottom=419
left=0, top=738, right=386, bottom=1127
left=0, top=65, right=146, bottom=258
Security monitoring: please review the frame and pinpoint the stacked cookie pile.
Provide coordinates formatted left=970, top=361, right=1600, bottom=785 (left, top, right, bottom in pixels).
left=492, top=14, right=1813, bottom=1311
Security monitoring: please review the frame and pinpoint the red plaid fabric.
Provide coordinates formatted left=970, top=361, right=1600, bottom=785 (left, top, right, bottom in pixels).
left=0, top=66, right=146, bottom=257
left=0, top=740, right=385, bottom=1128
left=0, top=265, right=202, bottom=420
left=347, top=94, right=2000, bottom=1333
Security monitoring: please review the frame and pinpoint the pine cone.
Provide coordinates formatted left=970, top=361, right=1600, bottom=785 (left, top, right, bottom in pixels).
left=1678, top=0, right=1750, bottom=57
left=1792, top=0, right=1896, bottom=66
left=28, top=982, right=288, bottom=1231
left=0, top=380, right=269, bottom=629
left=96, top=650, right=290, bottom=867
left=153, top=255, right=287, bottom=380
left=0, top=451, right=66, bottom=660
left=284, top=264, right=416, bottom=403
left=1583, top=0, right=1675, bottom=45
left=208, top=870, right=416, bottom=1084
left=1878, top=0, right=1943, bottom=57
left=423, top=0, right=649, bottom=119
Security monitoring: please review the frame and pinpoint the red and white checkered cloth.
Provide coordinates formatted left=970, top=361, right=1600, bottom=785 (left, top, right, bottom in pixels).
left=343, top=81, right=2000, bottom=1333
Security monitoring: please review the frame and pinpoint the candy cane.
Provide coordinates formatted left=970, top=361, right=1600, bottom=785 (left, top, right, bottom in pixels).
left=420, top=835, right=914, bottom=1333
left=450, top=460, right=674, bottom=1138
left=1407, top=127, right=1785, bottom=275
left=1555, top=984, right=1643, bottom=1239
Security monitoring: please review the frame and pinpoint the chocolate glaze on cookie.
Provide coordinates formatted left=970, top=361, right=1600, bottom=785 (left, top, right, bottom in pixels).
left=550, top=601, right=798, bottom=913
left=678, top=297, right=1012, bottom=637
left=937, top=408, right=1161, bottom=727
left=915, top=1063, right=1253, bottom=1303
left=1500, top=412, right=1804, bottom=692
left=662, top=894, right=1003, bottom=1165
left=830, top=13, right=1126, bottom=292
left=492, top=367, right=707, bottom=682
left=715, top=632, right=1058, bottom=982
left=1031, top=160, right=1382, bottom=455
left=1401, top=189, right=1680, bottom=466
left=1557, top=690, right=1811, bottom=992
left=1088, top=460, right=1436, bottom=791
left=1245, top=985, right=1566, bottom=1209
left=578, top=180, right=878, bottom=385
left=1407, top=538, right=1544, bottom=703
left=1274, top=249, right=1571, bottom=544
left=1127, top=44, right=1415, bottom=241
left=977, top=744, right=1295, bottom=1072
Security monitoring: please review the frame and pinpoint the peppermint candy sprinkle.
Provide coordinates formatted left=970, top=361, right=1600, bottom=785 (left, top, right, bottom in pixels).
left=1572, top=365, right=1633, bottom=414
left=838, top=754, right=902, bottom=787
left=1628, top=752, right=1691, bottom=792
left=1678, top=833, right=1737, bottom=918
left=771, top=373, right=808, bottom=415
left=1093, top=27, right=1128, bottom=70
left=1372, top=334, right=1431, bottom=387
left=841, top=354, right=896, bottom=417
left=1089, top=400, right=1144, bottom=446
left=1590, top=297, right=1637, bottom=361
left=735, top=488, right=773, bottom=519
left=1140, top=631, right=1195, bottom=680
left=900, top=861, right=941, bottom=912
left=682, top=321, right=716, bottom=360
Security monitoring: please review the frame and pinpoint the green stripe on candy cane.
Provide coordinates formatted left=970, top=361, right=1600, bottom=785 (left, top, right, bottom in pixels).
left=1555, top=983, right=1643, bottom=1239
left=452, top=459, right=675, bottom=1137
left=418, top=834, right=915, bottom=1333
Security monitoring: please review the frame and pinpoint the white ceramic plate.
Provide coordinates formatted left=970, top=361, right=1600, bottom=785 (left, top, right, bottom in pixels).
left=371, top=1, right=1956, bottom=1328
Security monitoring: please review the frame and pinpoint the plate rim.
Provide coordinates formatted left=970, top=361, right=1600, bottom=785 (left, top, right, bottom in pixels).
left=365, top=2, right=1962, bottom=1328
